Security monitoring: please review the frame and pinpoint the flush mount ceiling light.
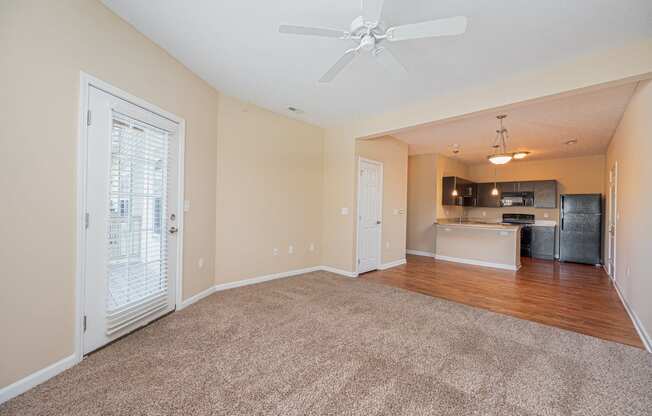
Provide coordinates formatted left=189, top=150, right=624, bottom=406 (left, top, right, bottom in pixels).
left=565, top=139, right=578, bottom=145
left=512, top=151, right=530, bottom=160
left=487, top=115, right=513, bottom=165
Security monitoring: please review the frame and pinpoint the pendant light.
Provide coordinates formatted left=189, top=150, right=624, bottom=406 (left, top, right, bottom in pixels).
left=487, top=115, right=513, bottom=165
left=452, top=176, right=458, bottom=196
left=491, top=167, right=499, bottom=196
left=451, top=145, right=460, bottom=196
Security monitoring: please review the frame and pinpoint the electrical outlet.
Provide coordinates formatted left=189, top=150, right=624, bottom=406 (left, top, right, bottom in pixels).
left=288, top=245, right=294, bottom=254
left=482, top=211, right=486, bottom=217
left=393, top=209, right=399, bottom=215
left=341, top=207, right=349, bottom=215
left=309, top=243, right=315, bottom=252
left=626, top=265, right=631, bottom=277
left=197, top=257, right=204, bottom=269
left=273, top=248, right=279, bottom=256
left=386, top=241, right=390, bottom=248
left=399, top=209, right=405, bottom=214
left=544, top=212, right=549, bottom=218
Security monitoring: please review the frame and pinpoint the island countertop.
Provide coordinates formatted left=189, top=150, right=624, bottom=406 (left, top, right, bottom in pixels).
left=435, top=219, right=520, bottom=231
left=435, top=219, right=522, bottom=270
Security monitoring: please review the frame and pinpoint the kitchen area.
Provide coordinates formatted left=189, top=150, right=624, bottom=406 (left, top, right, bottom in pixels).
left=435, top=175, right=603, bottom=270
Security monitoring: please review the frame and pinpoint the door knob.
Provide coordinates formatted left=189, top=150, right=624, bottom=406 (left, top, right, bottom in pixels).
left=376, top=220, right=382, bottom=225
left=169, top=226, right=179, bottom=234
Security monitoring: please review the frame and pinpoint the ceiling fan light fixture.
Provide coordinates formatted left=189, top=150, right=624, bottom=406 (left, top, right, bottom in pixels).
left=488, top=153, right=513, bottom=165
left=512, top=151, right=530, bottom=160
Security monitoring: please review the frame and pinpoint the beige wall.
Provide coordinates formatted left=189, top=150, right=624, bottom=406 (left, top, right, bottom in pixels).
left=215, top=96, right=324, bottom=283
left=605, top=80, right=652, bottom=345
left=0, top=0, right=219, bottom=388
left=356, top=137, right=408, bottom=264
left=321, top=129, right=357, bottom=272
left=0, top=0, right=326, bottom=391
left=466, top=155, right=606, bottom=222
left=406, top=154, right=437, bottom=254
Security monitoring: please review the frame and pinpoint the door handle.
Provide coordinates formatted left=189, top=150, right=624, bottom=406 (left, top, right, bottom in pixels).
left=169, top=226, right=179, bottom=234
left=376, top=220, right=382, bottom=225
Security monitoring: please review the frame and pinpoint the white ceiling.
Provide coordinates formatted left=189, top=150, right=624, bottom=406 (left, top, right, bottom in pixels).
left=102, top=0, right=652, bottom=128
left=394, top=82, right=638, bottom=163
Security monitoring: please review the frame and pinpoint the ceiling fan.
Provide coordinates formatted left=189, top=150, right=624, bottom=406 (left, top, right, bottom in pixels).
left=279, top=0, right=468, bottom=82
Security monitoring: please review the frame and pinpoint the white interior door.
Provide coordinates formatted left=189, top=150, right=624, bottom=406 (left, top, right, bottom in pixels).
left=608, top=163, right=617, bottom=280
left=83, top=86, right=179, bottom=354
left=357, top=159, right=383, bottom=273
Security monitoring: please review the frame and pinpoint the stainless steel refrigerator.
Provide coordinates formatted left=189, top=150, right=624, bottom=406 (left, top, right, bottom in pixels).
left=559, top=194, right=602, bottom=265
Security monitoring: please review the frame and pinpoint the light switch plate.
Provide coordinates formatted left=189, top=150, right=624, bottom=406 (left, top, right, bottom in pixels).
left=184, top=200, right=191, bottom=212
left=341, top=207, right=349, bottom=215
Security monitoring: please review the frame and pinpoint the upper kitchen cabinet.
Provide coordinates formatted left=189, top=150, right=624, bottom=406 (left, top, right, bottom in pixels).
left=442, top=176, right=457, bottom=206
left=478, top=183, right=501, bottom=207
left=517, top=181, right=535, bottom=192
left=442, top=176, right=477, bottom=206
left=534, top=180, right=558, bottom=208
left=500, top=182, right=518, bottom=193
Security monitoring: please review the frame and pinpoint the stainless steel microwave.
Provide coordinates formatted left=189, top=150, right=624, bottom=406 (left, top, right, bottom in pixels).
left=501, top=192, right=534, bottom=207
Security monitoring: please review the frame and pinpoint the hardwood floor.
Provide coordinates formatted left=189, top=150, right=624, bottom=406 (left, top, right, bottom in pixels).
left=362, top=255, right=644, bottom=348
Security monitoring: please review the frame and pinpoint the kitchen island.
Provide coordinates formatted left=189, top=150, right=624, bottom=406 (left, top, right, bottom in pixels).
left=435, top=219, right=521, bottom=270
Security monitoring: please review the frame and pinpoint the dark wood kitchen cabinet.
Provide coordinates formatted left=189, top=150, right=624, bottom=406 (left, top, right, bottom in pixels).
left=534, top=180, right=558, bottom=208
left=517, top=181, right=535, bottom=192
left=442, top=176, right=477, bottom=206
left=500, top=182, right=518, bottom=193
left=477, top=183, right=501, bottom=207
left=442, top=176, right=457, bottom=206
left=531, top=226, right=556, bottom=259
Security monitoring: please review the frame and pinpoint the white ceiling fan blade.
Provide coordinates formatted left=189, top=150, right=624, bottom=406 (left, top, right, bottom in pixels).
left=373, top=47, right=407, bottom=78
left=361, top=0, right=385, bottom=23
left=387, top=16, right=467, bottom=42
left=279, top=25, right=348, bottom=39
left=319, top=48, right=359, bottom=83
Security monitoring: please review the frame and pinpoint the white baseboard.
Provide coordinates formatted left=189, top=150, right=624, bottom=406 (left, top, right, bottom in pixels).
left=213, top=266, right=323, bottom=293
left=435, top=254, right=519, bottom=271
left=379, top=258, right=407, bottom=270
left=320, top=265, right=359, bottom=278
left=0, top=354, right=77, bottom=404
left=612, top=281, right=652, bottom=353
left=406, top=249, right=434, bottom=257
left=180, top=266, right=323, bottom=310
left=179, top=285, right=217, bottom=310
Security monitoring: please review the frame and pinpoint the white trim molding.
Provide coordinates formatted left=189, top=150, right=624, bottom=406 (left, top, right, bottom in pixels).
left=379, top=258, right=407, bottom=270
left=0, top=355, right=77, bottom=404
left=179, top=267, right=323, bottom=309
left=613, top=281, right=652, bottom=353
left=320, top=266, right=359, bottom=278
left=406, top=249, right=435, bottom=257
left=435, top=254, right=520, bottom=271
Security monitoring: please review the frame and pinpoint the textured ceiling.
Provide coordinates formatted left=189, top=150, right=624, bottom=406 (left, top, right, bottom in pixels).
left=102, top=0, right=652, bottom=127
left=394, top=83, right=638, bottom=163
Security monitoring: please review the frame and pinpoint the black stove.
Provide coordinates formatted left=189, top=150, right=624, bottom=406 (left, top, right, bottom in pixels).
left=502, top=214, right=535, bottom=257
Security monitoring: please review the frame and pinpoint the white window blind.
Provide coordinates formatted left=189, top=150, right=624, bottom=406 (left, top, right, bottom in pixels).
left=106, top=112, right=170, bottom=335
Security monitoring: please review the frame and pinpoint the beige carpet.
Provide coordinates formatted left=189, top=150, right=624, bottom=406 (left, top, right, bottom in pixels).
left=2, top=271, right=651, bottom=415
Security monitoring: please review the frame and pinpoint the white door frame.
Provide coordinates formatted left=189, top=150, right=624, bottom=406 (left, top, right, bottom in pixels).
left=75, top=72, right=185, bottom=361
left=356, top=157, right=383, bottom=274
left=607, top=161, right=618, bottom=281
